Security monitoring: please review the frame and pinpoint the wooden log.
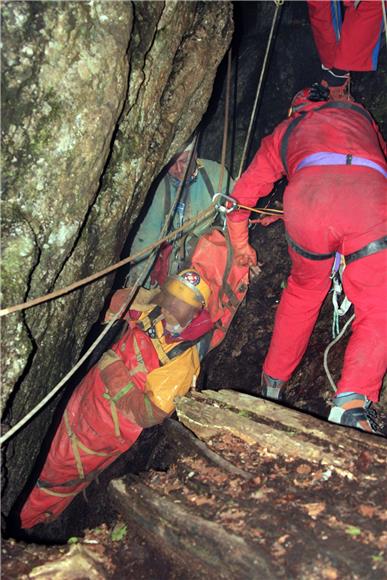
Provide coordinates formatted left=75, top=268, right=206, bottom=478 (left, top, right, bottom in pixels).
left=175, top=390, right=386, bottom=478
left=109, top=476, right=278, bottom=580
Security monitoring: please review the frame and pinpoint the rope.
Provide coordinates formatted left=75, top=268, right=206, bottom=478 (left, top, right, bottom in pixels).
left=323, top=313, right=355, bottom=393
left=237, top=203, right=283, bottom=215
left=123, top=133, right=201, bottom=290
left=0, top=286, right=136, bottom=446
left=218, top=49, right=232, bottom=192
left=0, top=137, right=205, bottom=445
left=0, top=206, right=215, bottom=318
left=238, top=1, right=282, bottom=177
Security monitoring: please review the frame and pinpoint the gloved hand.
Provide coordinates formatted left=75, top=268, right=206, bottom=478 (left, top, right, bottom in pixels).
left=227, top=219, right=257, bottom=267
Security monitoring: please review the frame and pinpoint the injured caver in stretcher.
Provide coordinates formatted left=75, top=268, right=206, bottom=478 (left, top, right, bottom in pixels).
left=20, top=269, right=214, bottom=528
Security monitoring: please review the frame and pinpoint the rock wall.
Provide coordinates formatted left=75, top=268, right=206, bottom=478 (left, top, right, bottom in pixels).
left=1, top=0, right=233, bottom=518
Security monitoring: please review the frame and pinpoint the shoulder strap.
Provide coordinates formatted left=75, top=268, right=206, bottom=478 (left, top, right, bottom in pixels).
left=280, top=102, right=374, bottom=174
left=137, top=306, right=163, bottom=332
left=280, top=113, right=306, bottom=174
left=198, top=165, right=215, bottom=197
left=167, top=338, right=201, bottom=360
left=315, top=101, right=374, bottom=124
left=164, top=175, right=171, bottom=219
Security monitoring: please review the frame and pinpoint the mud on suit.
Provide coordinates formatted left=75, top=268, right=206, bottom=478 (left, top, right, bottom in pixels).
left=307, top=0, right=384, bottom=71
left=127, top=159, right=234, bottom=287
left=230, top=100, right=387, bottom=402
left=20, top=289, right=212, bottom=529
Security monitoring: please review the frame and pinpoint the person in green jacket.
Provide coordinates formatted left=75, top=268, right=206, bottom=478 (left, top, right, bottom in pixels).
left=127, top=139, right=234, bottom=288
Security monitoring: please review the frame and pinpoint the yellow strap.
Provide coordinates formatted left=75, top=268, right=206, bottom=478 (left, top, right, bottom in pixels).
left=150, top=336, right=170, bottom=366
left=40, top=487, right=78, bottom=498
left=109, top=400, right=121, bottom=438
left=64, top=411, right=85, bottom=480
left=98, top=349, right=121, bottom=371
left=76, top=439, right=112, bottom=457
left=149, top=319, right=171, bottom=366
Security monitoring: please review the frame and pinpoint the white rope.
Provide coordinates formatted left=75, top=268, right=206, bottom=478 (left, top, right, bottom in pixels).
left=1, top=137, right=201, bottom=446
left=0, top=291, right=133, bottom=446
left=238, top=1, right=282, bottom=177
left=323, top=313, right=355, bottom=393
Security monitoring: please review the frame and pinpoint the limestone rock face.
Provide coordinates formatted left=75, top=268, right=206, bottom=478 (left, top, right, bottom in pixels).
left=1, top=0, right=232, bottom=516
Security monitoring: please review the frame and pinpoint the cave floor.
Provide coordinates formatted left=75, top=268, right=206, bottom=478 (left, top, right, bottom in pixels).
left=2, top=222, right=386, bottom=578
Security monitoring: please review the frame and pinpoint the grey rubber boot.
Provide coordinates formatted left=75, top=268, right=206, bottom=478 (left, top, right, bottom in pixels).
left=260, top=371, right=285, bottom=401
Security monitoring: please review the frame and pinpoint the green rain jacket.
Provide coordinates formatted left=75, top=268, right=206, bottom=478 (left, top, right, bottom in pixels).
left=127, top=159, right=234, bottom=287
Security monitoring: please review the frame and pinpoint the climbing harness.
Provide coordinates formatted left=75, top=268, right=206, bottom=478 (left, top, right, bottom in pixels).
left=330, top=252, right=352, bottom=338
left=286, top=232, right=387, bottom=266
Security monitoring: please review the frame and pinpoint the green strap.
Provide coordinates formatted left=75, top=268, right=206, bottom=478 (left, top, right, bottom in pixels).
left=144, top=395, right=155, bottom=421
left=103, top=382, right=135, bottom=404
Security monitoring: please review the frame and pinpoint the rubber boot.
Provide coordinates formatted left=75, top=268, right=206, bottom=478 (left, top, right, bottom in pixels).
left=328, top=393, right=383, bottom=435
left=260, top=371, right=285, bottom=401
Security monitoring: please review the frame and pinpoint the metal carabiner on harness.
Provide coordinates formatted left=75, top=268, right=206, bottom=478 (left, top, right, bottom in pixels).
left=212, top=193, right=238, bottom=215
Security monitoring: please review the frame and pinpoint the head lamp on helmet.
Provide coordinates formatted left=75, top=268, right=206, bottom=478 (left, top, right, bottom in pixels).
left=163, top=269, right=211, bottom=309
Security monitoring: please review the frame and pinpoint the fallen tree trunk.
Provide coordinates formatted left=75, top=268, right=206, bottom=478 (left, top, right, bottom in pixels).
left=109, top=475, right=277, bottom=580
left=175, top=389, right=386, bottom=478
left=109, top=390, right=386, bottom=579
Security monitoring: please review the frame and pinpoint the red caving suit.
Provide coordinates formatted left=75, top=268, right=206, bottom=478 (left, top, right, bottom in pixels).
left=230, top=100, right=387, bottom=402
left=20, top=296, right=212, bottom=529
left=307, top=0, right=384, bottom=71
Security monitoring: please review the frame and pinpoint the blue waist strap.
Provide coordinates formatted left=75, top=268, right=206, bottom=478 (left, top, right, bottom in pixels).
left=296, top=152, right=387, bottom=178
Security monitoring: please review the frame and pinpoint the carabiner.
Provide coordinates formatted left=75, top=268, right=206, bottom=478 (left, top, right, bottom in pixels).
left=212, top=193, right=238, bottom=214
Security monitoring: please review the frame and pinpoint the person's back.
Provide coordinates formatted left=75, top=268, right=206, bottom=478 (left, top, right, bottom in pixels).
left=285, top=104, right=386, bottom=176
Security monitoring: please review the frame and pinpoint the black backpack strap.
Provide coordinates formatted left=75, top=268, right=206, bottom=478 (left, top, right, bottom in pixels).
left=315, top=101, right=374, bottom=125
left=198, top=165, right=215, bottom=198
left=136, top=306, right=163, bottom=332
left=280, top=113, right=306, bottom=174
left=166, top=337, right=202, bottom=360
left=164, top=175, right=171, bottom=219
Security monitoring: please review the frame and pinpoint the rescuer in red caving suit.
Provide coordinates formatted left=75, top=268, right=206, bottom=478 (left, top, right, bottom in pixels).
left=227, top=83, right=387, bottom=433
left=307, top=0, right=384, bottom=97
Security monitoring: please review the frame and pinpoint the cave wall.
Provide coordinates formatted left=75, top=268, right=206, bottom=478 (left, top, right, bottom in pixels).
left=1, top=0, right=233, bottom=517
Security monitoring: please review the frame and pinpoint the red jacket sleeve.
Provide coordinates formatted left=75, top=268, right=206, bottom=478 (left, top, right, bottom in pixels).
left=229, top=120, right=289, bottom=222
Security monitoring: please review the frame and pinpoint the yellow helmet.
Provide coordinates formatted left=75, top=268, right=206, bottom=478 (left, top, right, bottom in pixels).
left=163, top=269, right=211, bottom=309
